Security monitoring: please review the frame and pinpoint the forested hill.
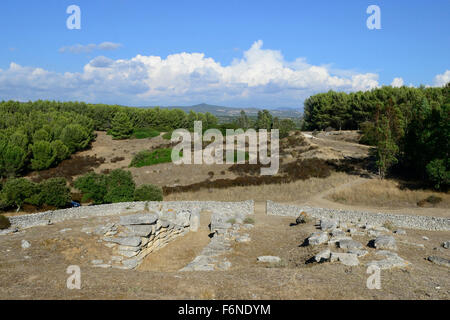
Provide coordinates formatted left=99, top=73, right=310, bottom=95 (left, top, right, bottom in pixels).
left=303, top=84, right=449, bottom=189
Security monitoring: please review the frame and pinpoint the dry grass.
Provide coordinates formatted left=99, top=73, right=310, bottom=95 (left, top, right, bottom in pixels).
left=165, top=172, right=357, bottom=202
left=328, top=179, right=450, bottom=208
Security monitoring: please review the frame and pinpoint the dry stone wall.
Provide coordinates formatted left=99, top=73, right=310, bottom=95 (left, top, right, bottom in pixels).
left=266, top=200, right=450, bottom=231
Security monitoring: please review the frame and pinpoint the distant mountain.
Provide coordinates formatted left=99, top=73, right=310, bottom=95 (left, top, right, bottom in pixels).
left=157, top=103, right=302, bottom=119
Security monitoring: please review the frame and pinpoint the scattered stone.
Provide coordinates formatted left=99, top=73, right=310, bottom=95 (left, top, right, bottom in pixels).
left=331, top=229, right=346, bottom=237
left=427, top=256, right=450, bottom=268
left=91, top=259, right=104, bottom=265
left=320, top=219, right=338, bottom=231
left=119, top=213, right=158, bottom=226
left=394, top=229, right=406, bottom=235
left=21, top=240, right=31, bottom=249
left=328, top=235, right=352, bottom=245
left=307, top=231, right=328, bottom=245
left=422, top=236, right=430, bottom=241
left=257, top=256, right=281, bottom=263
left=338, top=239, right=363, bottom=250
left=104, top=243, right=116, bottom=248
left=374, top=235, right=397, bottom=250
left=111, top=256, right=123, bottom=262
left=314, top=249, right=331, bottom=263
left=242, top=224, right=254, bottom=230
left=236, top=234, right=251, bottom=243
left=347, top=249, right=368, bottom=257
left=217, top=260, right=232, bottom=271
left=348, top=228, right=364, bottom=236
left=93, top=264, right=112, bottom=269
left=399, top=240, right=425, bottom=248
left=368, top=230, right=383, bottom=237
left=367, top=251, right=410, bottom=270
left=443, top=241, right=450, bottom=249
left=59, top=228, right=72, bottom=233
left=330, top=252, right=359, bottom=266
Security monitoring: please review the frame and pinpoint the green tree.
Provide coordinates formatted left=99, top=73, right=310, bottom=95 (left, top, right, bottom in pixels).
left=110, top=111, right=133, bottom=139
left=256, top=110, right=273, bottom=130
left=1, top=145, right=27, bottom=177
left=39, top=178, right=71, bottom=208
left=0, top=178, right=37, bottom=211
left=51, top=140, right=69, bottom=162
left=237, top=110, right=250, bottom=129
left=60, top=124, right=91, bottom=153
left=426, top=159, right=449, bottom=190
left=30, top=141, right=56, bottom=170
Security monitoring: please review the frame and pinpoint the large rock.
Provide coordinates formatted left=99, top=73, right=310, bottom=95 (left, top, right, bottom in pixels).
left=374, top=235, right=397, bottom=250
left=320, top=219, right=338, bottom=231
left=125, top=225, right=153, bottom=237
left=330, top=252, right=359, bottom=266
left=442, top=241, right=450, bottom=249
left=314, top=249, right=331, bottom=263
left=104, top=236, right=141, bottom=247
left=175, top=210, right=192, bottom=227
left=427, top=256, right=450, bottom=268
left=120, top=213, right=158, bottom=226
left=338, top=239, right=363, bottom=250
left=328, top=235, right=352, bottom=245
left=308, top=231, right=328, bottom=245
left=366, top=251, right=410, bottom=270
left=121, top=258, right=140, bottom=269
left=257, top=256, right=281, bottom=263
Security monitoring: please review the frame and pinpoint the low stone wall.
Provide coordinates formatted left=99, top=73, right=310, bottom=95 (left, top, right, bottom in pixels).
left=97, top=210, right=200, bottom=270
left=7, top=200, right=254, bottom=230
left=266, top=200, right=450, bottom=231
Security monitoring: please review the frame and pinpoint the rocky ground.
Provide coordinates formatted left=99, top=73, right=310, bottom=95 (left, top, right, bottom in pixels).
left=0, top=204, right=449, bottom=300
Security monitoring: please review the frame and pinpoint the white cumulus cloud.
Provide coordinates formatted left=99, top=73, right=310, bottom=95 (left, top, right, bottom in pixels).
left=391, top=77, right=404, bottom=87
left=2, top=40, right=381, bottom=106
left=433, top=70, right=450, bottom=87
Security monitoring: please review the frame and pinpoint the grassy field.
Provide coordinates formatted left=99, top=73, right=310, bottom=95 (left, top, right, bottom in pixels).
left=328, top=178, right=450, bottom=208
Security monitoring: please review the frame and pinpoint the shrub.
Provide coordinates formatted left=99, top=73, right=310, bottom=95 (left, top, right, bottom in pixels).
left=0, top=215, right=11, bottom=230
left=132, top=128, right=160, bottom=139
left=74, top=172, right=107, bottom=204
left=130, top=148, right=174, bottom=167
left=162, top=131, right=173, bottom=140
left=426, top=159, right=449, bottom=190
left=134, top=184, right=163, bottom=201
left=39, top=178, right=71, bottom=208
left=243, top=217, right=255, bottom=224
left=104, top=169, right=136, bottom=203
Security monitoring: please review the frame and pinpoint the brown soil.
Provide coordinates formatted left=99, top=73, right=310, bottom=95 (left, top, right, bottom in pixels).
left=0, top=206, right=448, bottom=300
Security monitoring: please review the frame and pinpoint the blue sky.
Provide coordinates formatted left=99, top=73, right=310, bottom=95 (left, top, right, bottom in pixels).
left=0, top=0, right=449, bottom=108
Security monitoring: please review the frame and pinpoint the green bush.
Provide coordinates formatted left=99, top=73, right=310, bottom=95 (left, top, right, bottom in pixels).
left=132, top=128, right=160, bottom=139
left=51, top=140, right=69, bottom=162
left=130, top=148, right=175, bottom=167
left=104, top=169, right=136, bottom=203
left=0, top=215, right=11, bottom=230
left=74, top=172, right=107, bottom=204
left=426, top=159, right=449, bottom=190
left=134, top=184, right=163, bottom=201
left=39, top=178, right=71, bottom=208
left=75, top=169, right=136, bottom=204
left=162, top=131, right=173, bottom=140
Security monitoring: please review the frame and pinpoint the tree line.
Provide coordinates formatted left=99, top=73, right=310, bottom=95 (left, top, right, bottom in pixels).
left=0, top=100, right=219, bottom=177
left=303, top=84, right=449, bottom=189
